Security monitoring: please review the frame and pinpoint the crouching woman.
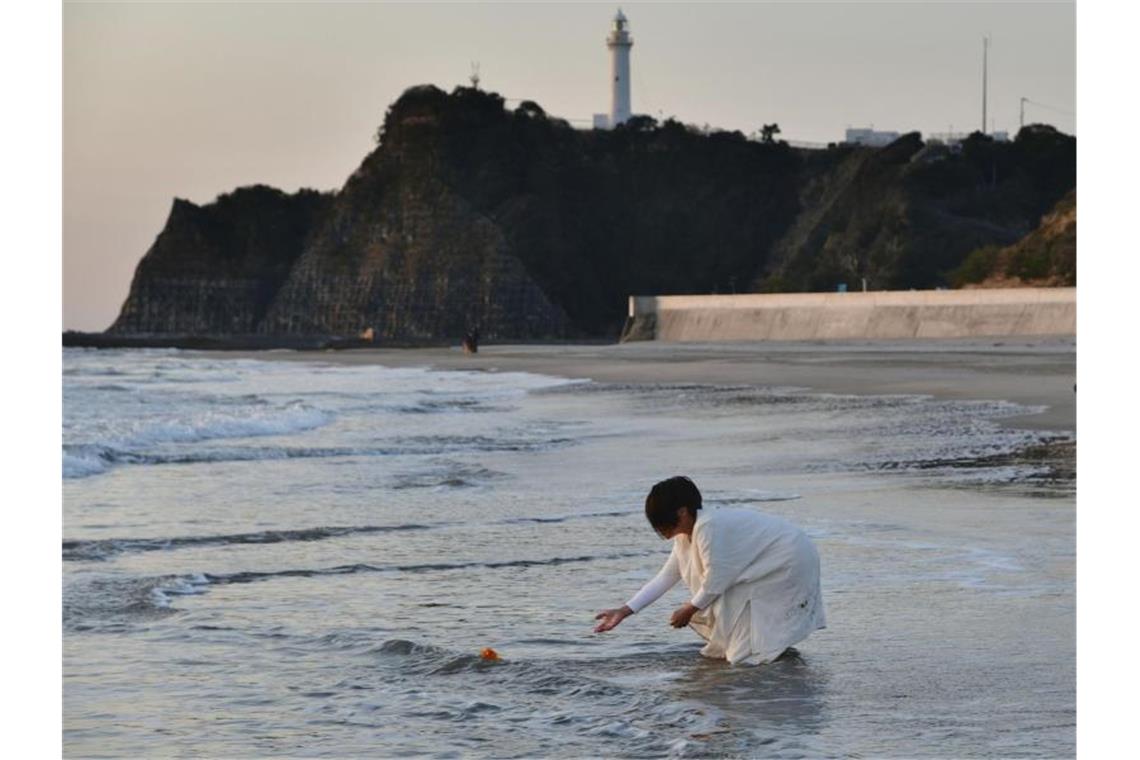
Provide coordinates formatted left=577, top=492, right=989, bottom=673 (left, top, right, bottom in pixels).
left=594, top=476, right=826, bottom=665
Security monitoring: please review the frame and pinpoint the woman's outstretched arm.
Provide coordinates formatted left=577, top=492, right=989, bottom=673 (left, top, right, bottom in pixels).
left=594, top=553, right=681, bottom=633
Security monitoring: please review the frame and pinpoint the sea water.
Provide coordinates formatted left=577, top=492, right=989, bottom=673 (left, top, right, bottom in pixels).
left=63, top=348, right=1074, bottom=757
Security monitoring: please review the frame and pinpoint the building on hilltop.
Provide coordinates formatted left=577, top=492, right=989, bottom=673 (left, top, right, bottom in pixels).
left=844, top=127, right=902, bottom=147
left=845, top=127, right=1011, bottom=149
left=594, top=9, right=633, bottom=129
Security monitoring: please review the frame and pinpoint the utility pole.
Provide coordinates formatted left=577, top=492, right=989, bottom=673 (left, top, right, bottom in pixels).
left=1020, top=96, right=1026, bottom=130
left=982, top=35, right=990, bottom=134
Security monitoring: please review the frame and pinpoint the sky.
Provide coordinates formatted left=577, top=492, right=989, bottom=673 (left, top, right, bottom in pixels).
left=63, top=0, right=1076, bottom=331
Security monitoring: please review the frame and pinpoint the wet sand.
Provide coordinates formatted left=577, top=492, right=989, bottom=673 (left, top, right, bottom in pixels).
left=215, top=336, right=1076, bottom=433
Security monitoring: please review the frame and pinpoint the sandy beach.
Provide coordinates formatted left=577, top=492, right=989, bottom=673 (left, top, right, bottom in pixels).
left=220, top=337, right=1076, bottom=432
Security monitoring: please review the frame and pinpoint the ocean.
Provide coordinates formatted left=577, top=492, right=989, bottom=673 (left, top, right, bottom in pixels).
left=63, top=347, right=1074, bottom=757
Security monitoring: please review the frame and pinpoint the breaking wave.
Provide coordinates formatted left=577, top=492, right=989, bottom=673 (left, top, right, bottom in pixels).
left=63, top=401, right=333, bottom=478
left=63, top=429, right=578, bottom=479
left=63, top=572, right=211, bottom=632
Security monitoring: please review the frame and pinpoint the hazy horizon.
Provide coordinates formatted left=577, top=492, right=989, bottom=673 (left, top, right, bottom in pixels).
left=64, top=1, right=1075, bottom=331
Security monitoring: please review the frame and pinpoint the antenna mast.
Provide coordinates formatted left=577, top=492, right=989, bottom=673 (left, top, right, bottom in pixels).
left=982, top=35, right=990, bottom=134
left=469, top=62, right=481, bottom=90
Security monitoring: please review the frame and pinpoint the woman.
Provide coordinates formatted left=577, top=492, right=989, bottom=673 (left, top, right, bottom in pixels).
left=594, top=476, right=826, bottom=665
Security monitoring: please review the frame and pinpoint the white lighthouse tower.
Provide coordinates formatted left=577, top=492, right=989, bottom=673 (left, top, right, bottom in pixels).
left=607, top=9, right=633, bottom=126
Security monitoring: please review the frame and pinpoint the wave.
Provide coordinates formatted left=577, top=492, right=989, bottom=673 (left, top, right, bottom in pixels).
left=89, top=383, right=133, bottom=392
left=124, top=402, right=331, bottom=447
left=391, top=462, right=508, bottom=490
left=389, top=434, right=577, bottom=453
left=493, top=502, right=798, bottom=528
left=63, top=572, right=211, bottom=632
left=63, top=428, right=579, bottom=479
left=63, top=443, right=397, bottom=476
left=819, top=430, right=1076, bottom=489
left=63, top=451, right=111, bottom=478
left=63, top=523, right=438, bottom=562
left=371, top=638, right=663, bottom=696
left=63, top=401, right=333, bottom=478
left=65, top=549, right=654, bottom=632
left=63, top=352, right=593, bottom=481
left=706, top=493, right=802, bottom=505
left=204, top=550, right=652, bottom=587
left=497, top=509, right=631, bottom=525
left=389, top=398, right=514, bottom=415
left=360, top=637, right=735, bottom=754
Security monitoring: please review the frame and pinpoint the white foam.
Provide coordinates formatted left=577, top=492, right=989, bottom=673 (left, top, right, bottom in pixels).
left=123, top=403, right=332, bottom=448
left=63, top=351, right=593, bottom=480
left=63, top=452, right=108, bottom=478
left=149, top=573, right=211, bottom=608
left=63, top=402, right=334, bottom=479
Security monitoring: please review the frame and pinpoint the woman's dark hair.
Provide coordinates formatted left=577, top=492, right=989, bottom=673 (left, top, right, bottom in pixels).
left=645, top=476, right=702, bottom=537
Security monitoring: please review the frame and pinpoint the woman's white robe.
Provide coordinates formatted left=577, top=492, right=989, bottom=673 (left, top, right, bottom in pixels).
left=626, top=508, right=825, bottom=665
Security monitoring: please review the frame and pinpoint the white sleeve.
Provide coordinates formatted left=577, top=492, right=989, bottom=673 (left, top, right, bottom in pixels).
left=625, top=552, right=681, bottom=613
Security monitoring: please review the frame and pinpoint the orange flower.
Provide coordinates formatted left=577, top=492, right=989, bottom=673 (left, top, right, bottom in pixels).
left=480, top=647, right=500, bottom=661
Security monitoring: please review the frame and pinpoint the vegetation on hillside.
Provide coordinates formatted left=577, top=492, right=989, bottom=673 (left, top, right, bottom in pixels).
left=759, top=126, right=1076, bottom=293
left=950, top=190, right=1076, bottom=288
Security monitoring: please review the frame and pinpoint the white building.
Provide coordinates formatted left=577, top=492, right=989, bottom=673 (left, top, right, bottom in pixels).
left=594, top=9, right=633, bottom=129
left=845, top=127, right=901, bottom=147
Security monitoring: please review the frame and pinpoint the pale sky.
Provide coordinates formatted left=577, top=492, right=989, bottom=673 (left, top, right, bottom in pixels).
left=63, top=1, right=1076, bottom=331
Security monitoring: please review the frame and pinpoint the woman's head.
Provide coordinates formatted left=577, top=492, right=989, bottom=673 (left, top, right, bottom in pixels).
left=645, top=476, right=702, bottom=538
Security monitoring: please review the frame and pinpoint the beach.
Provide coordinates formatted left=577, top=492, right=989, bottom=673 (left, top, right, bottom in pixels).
left=64, top=338, right=1075, bottom=757
left=230, top=337, right=1076, bottom=431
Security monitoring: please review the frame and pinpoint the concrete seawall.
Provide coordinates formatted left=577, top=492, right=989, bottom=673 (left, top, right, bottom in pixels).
left=620, top=288, right=1076, bottom=342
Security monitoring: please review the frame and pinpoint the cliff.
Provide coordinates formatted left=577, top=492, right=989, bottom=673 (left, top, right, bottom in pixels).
left=949, top=190, right=1076, bottom=288
left=104, top=85, right=1076, bottom=343
left=109, top=185, right=333, bottom=335
left=255, top=88, right=575, bottom=340
left=759, top=126, right=1077, bottom=292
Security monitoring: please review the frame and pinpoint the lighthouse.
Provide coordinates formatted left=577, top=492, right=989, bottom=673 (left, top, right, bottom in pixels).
left=607, top=9, right=633, bottom=126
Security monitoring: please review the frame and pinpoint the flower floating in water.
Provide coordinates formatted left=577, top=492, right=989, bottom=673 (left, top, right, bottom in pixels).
left=480, top=647, right=501, bottom=662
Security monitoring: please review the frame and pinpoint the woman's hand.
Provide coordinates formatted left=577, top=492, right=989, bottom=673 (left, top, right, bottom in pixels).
left=670, top=602, right=699, bottom=628
left=594, top=606, right=633, bottom=633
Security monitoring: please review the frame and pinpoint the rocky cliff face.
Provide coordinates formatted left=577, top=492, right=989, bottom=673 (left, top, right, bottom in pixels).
left=257, top=89, right=572, bottom=339
left=107, top=85, right=1076, bottom=341
left=109, top=186, right=332, bottom=335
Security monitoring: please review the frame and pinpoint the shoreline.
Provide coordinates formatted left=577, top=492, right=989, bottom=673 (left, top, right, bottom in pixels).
left=197, top=337, right=1076, bottom=433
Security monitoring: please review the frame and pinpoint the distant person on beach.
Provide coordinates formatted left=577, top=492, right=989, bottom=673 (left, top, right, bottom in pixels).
left=461, top=327, right=480, bottom=354
left=594, top=476, right=826, bottom=665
